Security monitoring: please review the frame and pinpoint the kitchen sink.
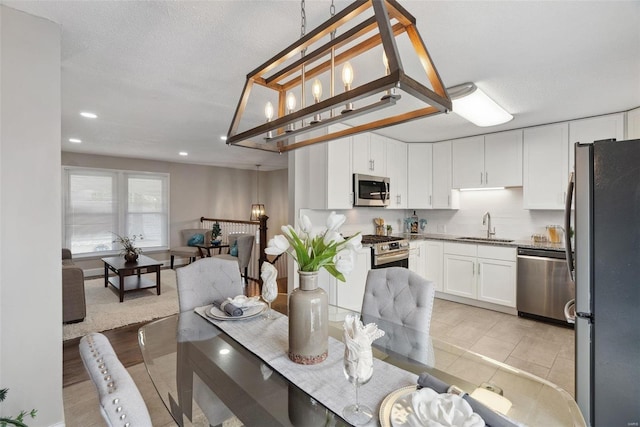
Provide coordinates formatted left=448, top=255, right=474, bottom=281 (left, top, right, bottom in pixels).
left=457, top=236, right=514, bottom=243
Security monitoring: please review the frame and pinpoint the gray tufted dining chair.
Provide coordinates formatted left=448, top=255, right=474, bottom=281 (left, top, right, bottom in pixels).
left=79, top=332, right=152, bottom=427
left=361, top=267, right=436, bottom=366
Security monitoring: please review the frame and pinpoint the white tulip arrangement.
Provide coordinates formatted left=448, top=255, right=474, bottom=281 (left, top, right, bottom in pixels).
left=265, top=211, right=362, bottom=282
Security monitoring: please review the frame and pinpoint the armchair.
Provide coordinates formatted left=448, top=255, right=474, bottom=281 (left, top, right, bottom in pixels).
left=169, top=228, right=211, bottom=269
left=62, top=248, right=86, bottom=323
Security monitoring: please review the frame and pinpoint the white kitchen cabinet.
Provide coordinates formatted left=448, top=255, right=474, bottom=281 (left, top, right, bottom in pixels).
left=305, top=135, right=352, bottom=210
left=336, top=248, right=371, bottom=312
left=407, top=144, right=433, bottom=209
left=484, top=130, right=523, bottom=187
left=452, top=130, right=522, bottom=189
left=452, top=136, right=484, bottom=188
left=443, top=242, right=516, bottom=307
left=568, top=113, right=625, bottom=171
left=523, top=123, right=569, bottom=209
left=409, top=240, right=427, bottom=277
left=432, top=141, right=458, bottom=209
left=628, top=107, right=640, bottom=139
left=386, top=139, right=408, bottom=209
left=423, top=240, right=444, bottom=292
left=352, top=133, right=386, bottom=176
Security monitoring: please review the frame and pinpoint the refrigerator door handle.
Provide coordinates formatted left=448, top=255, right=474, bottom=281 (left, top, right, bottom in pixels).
left=564, top=171, right=575, bottom=281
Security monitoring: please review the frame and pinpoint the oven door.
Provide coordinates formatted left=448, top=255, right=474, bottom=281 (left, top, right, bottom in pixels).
left=354, top=174, right=390, bottom=207
left=372, top=250, right=409, bottom=269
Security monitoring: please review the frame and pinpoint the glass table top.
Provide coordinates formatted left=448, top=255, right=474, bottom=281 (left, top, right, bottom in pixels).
left=138, top=305, right=585, bottom=427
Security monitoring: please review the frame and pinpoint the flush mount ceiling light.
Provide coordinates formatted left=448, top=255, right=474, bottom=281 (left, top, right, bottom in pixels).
left=448, top=82, right=513, bottom=127
left=226, top=0, right=451, bottom=153
left=80, top=112, right=97, bottom=119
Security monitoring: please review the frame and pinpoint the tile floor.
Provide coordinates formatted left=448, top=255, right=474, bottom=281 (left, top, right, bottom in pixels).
left=63, top=298, right=575, bottom=425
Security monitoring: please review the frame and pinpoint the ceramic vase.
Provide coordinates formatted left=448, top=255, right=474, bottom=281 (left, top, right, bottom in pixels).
left=288, top=271, right=328, bottom=365
left=124, top=252, right=138, bottom=262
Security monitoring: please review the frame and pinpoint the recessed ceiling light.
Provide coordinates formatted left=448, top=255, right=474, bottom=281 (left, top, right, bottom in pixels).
left=179, top=151, right=188, bottom=156
left=68, top=138, right=82, bottom=143
left=80, top=112, right=98, bottom=119
left=220, top=136, right=227, bottom=141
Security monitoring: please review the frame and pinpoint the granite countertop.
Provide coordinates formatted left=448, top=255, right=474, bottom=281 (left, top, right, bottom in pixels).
left=396, top=233, right=566, bottom=252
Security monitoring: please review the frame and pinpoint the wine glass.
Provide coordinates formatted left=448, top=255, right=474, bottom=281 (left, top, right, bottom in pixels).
left=261, top=282, right=277, bottom=320
left=342, top=350, right=374, bottom=425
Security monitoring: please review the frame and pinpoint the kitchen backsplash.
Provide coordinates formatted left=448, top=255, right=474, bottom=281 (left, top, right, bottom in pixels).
left=301, top=188, right=564, bottom=241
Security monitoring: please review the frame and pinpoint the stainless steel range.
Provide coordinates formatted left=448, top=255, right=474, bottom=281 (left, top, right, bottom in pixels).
left=361, top=235, right=410, bottom=268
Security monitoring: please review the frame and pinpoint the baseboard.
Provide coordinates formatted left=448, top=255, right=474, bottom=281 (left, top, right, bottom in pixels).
left=435, top=292, right=518, bottom=316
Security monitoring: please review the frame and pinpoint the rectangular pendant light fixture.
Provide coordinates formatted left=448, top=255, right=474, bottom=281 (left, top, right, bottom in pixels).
left=226, top=0, right=452, bottom=153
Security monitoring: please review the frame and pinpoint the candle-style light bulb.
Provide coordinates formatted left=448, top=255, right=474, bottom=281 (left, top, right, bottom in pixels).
left=381, top=50, right=400, bottom=101
left=310, top=79, right=323, bottom=124
left=341, top=62, right=354, bottom=114
left=264, top=101, right=274, bottom=139
left=286, top=92, right=297, bottom=132
left=382, top=51, right=389, bottom=74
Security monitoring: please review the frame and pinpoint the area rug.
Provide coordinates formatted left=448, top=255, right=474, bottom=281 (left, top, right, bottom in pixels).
left=63, top=269, right=179, bottom=341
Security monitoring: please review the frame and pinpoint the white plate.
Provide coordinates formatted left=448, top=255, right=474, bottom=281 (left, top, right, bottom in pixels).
left=205, top=302, right=266, bottom=320
left=379, top=386, right=416, bottom=427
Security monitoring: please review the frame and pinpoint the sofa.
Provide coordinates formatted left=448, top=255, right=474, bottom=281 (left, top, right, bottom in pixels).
left=62, top=248, right=86, bottom=323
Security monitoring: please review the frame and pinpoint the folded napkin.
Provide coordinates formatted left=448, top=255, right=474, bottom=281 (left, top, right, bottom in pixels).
left=411, top=387, right=484, bottom=427
left=213, top=299, right=243, bottom=317
left=226, top=295, right=261, bottom=308
left=343, top=314, right=385, bottom=382
left=261, top=262, right=278, bottom=302
left=417, top=373, right=520, bottom=427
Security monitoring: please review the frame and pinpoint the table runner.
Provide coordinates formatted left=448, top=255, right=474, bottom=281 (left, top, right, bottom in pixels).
left=195, top=305, right=418, bottom=425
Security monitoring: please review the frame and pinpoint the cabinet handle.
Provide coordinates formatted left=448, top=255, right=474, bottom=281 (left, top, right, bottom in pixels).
left=472, top=263, right=475, bottom=275
left=447, top=195, right=450, bottom=207
left=478, top=263, right=481, bottom=275
left=397, top=194, right=401, bottom=205
left=429, top=195, right=432, bottom=206
left=480, top=172, right=483, bottom=184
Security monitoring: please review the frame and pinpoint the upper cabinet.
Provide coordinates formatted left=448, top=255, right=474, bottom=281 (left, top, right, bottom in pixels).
left=432, top=141, right=459, bottom=209
left=303, top=131, right=353, bottom=210
left=407, top=144, right=433, bottom=209
left=627, top=107, right=640, bottom=139
left=386, top=139, right=408, bottom=209
left=568, top=113, right=625, bottom=172
left=523, top=123, right=569, bottom=210
left=452, top=130, right=522, bottom=189
left=352, top=133, right=386, bottom=176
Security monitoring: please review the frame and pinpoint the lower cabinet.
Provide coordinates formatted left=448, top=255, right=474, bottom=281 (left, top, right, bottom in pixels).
left=443, top=242, right=516, bottom=307
left=335, top=248, right=371, bottom=312
left=410, top=240, right=444, bottom=292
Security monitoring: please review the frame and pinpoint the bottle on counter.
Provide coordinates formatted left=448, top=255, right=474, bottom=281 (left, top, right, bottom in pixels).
left=410, top=211, right=419, bottom=234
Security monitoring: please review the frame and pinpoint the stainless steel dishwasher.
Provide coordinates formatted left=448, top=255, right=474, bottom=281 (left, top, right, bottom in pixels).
left=517, top=247, right=575, bottom=325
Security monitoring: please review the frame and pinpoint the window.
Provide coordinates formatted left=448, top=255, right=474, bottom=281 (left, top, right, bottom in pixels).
left=62, top=167, right=169, bottom=256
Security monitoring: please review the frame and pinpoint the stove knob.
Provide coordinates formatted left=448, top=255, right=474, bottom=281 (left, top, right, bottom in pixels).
left=381, top=244, right=389, bottom=251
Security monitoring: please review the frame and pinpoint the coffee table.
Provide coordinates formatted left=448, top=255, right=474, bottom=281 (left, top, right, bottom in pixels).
left=102, top=255, right=162, bottom=302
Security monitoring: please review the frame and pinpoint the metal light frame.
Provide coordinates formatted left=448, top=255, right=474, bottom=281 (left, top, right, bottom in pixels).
left=226, top=0, right=451, bottom=153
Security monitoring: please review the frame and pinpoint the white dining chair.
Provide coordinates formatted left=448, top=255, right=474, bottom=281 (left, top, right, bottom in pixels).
left=79, top=332, right=152, bottom=427
left=361, top=267, right=436, bottom=366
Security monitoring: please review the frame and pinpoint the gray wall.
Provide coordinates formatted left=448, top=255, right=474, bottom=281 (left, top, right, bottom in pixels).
left=1, top=6, right=64, bottom=425
left=62, top=152, right=288, bottom=271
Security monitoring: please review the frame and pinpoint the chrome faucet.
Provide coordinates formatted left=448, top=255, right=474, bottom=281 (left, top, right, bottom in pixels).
left=482, top=211, right=496, bottom=239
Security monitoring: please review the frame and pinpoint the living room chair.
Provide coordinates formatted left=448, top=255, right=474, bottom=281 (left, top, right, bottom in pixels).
left=213, top=233, right=255, bottom=285
left=62, top=248, right=86, bottom=323
left=169, top=228, right=211, bottom=269
left=361, top=267, right=436, bottom=366
left=79, top=332, right=152, bottom=426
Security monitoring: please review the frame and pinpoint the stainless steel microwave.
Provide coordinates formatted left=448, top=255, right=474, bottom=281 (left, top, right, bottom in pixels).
left=353, top=173, right=390, bottom=207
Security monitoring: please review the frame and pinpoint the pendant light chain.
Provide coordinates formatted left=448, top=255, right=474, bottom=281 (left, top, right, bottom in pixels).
left=300, top=0, right=306, bottom=39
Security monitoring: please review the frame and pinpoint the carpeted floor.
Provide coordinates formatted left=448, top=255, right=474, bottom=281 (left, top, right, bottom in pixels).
left=63, top=269, right=179, bottom=341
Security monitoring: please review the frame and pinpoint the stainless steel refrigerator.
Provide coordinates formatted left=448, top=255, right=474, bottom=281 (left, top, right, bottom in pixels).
left=564, top=139, right=640, bottom=426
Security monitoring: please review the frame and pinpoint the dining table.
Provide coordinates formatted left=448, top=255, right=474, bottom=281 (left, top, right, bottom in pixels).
left=138, top=304, right=586, bottom=427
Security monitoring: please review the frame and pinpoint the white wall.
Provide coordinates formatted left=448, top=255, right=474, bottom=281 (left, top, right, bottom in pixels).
left=1, top=6, right=64, bottom=425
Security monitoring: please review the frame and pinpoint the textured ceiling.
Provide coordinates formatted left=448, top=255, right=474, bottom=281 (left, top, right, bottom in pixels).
left=3, top=0, right=639, bottom=171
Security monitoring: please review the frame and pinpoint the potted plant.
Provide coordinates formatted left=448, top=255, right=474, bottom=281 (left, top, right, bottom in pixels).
left=0, top=388, right=37, bottom=427
left=211, top=222, right=222, bottom=245
left=112, top=233, right=143, bottom=262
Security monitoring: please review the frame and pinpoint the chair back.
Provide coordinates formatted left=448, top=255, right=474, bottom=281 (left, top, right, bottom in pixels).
left=361, top=267, right=436, bottom=365
left=176, top=257, right=244, bottom=312
left=229, top=233, right=255, bottom=269
left=79, top=332, right=152, bottom=426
